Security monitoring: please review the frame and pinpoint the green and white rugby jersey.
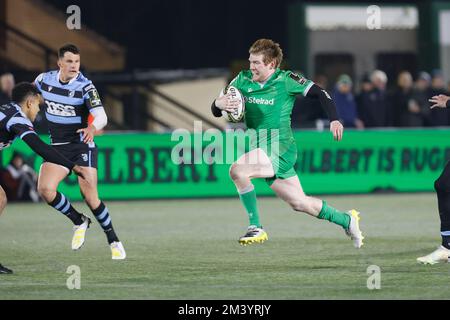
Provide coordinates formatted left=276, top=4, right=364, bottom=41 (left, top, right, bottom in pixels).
left=229, top=68, right=314, bottom=151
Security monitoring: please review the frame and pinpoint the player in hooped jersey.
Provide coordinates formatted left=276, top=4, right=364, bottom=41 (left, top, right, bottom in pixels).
left=211, top=39, right=364, bottom=247
left=34, top=44, right=126, bottom=259
left=0, top=82, right=89, bottom=274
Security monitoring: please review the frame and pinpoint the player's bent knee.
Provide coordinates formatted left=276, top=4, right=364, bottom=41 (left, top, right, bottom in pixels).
left=37, top=185, right=57, bottom=202
left=229, top=164, right=245, bottom=181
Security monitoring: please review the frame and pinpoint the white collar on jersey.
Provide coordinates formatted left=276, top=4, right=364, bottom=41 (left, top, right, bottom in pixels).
left=257, top=80, right=268, bottom=88
left=57, top=70, right=79, bottom=86
left=255, top=70, right=276, bottom=88
left=11, top=102, right=31, bottom=120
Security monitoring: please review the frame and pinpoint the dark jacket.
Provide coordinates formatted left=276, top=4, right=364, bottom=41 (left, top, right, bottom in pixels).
left=332, top=87, right=358, bottom=127
left=358, top=88, right=391, bottom=127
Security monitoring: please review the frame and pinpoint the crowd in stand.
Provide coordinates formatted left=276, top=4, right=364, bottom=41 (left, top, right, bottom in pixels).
left=1, top=70, right=450, bottom=131
left=293, top=69, right=450, bottom=129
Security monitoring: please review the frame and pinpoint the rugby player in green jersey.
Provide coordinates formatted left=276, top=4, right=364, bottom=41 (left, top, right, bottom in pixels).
left=211, top=39, right=364, bottom=248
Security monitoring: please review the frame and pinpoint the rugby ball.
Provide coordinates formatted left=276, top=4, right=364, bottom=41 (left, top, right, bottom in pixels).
left=220, top=85, right=245, bottom=122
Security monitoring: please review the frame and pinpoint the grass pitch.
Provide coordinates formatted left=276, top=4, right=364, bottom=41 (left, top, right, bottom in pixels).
left=0, top=193, right=448, bottom=300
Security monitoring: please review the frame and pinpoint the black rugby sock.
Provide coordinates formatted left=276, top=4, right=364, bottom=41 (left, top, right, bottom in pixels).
left=48, top=192, right=84, bottom=225
left=91, top=201, right=119, bottom=244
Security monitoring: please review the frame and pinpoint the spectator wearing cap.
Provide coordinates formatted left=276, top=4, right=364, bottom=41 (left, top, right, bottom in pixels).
left=409, top=71, right=432, bottom=126
left=429, top=69, right=449, bottom=126
left=355, top=73, right=372, bottom=117
left=332, top=74, right=364, bottom=129
left=358, top=70, right=391, bottom=127
left=0, top=73, right=15, bottom=105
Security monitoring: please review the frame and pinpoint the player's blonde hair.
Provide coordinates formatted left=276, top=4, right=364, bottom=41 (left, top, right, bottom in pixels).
left=249, top=39, right=283, bottom=68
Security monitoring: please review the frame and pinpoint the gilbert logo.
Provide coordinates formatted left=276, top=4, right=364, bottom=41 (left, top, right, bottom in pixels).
left=247, top=97, right=275, bottom=106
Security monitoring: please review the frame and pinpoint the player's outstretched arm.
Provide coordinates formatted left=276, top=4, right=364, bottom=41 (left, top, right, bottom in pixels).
left=306, top=84, right=343, bottom=141
left=429, top=94, right=450, bottom=109
left=21, top=133, right=87, bottom=179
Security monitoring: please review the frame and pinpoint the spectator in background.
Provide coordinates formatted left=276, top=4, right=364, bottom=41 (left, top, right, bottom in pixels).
left=392, top=71, right=415, bottom=126
left=428, top=70, right=449, bottom=126
left=355, top=73, right=372, bottom=116
left=0, top=73, right=15, bottom=105
left=292, top=74, right=327, bottom=129
left=358, top=70, right=391, bottom=127
left=409, top=71, right=432, bottom=127
left=332, top=74, right=364, bottom=129
left=0, top=152, right=39, bottom=202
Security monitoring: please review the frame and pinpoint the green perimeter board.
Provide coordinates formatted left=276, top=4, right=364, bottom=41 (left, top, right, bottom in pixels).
left=1, top=129, right=449, bottom=200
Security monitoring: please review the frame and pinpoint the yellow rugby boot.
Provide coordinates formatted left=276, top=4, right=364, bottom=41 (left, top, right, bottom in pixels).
left=345, top=210, right=364, bottom=248
left=71, top=215, right=91, bottom=250
left=239, top=226, right=268, bottom=246
left=110, top=241, right=126, bottom=260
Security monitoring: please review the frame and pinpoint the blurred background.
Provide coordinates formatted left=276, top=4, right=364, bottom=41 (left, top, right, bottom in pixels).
left=0, top=0, right=449, bottom=133
left=1, top=0, right=450, bottom=201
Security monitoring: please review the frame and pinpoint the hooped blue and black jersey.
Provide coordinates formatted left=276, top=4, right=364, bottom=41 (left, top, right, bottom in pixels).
left=34, top=71, right=103, bottom=144
left=0, top=102, right=36, bottom=150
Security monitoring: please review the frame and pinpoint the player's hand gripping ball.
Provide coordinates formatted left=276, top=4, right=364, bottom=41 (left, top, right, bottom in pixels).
left=220, top=85, right=245, bottom=123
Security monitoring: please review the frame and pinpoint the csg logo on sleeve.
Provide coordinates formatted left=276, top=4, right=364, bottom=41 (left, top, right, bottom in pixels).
left=88, top=89, right=102, bottom=107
